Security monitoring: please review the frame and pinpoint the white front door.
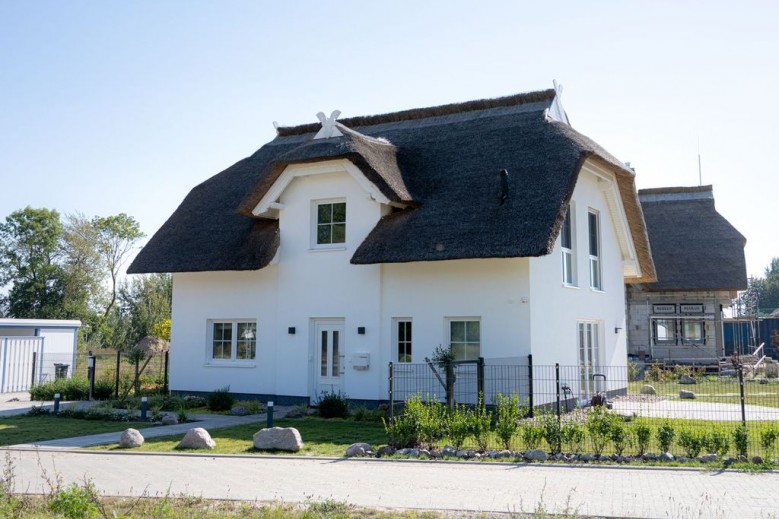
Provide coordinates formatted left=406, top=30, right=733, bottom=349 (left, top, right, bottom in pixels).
left=312, top=319, right=344, bottom=399
left=578, top=321, right=601, bottom=399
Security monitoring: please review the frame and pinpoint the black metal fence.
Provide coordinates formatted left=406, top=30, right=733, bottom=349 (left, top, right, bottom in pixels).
left=387, top=356, right=779, bottom=458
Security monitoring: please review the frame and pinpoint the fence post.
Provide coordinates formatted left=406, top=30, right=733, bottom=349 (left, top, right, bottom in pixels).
left=30, top=351, right=37, bottom=388
left=738, top=363, right=746, bottom=427
left=163, top=350, right=169, bottom=395
left=555, top=363, right=561, bottom=419
left=445, top=361, right=455, bottom=411
left=388, top=362, right=394, bottom=422
left=114, top=351, right=121, bottom=399
left=477, top=357, right=485, bottom=399
left=527, top=354, right=534, bottom=418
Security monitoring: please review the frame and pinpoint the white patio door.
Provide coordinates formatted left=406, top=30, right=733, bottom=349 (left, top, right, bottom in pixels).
left=578, top=321, right=601, bottom=399
left=312, top=319, right=344, bottom=399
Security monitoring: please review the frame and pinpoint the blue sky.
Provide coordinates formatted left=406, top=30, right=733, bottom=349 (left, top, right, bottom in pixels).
left=1, top=1, right=776, bottom=278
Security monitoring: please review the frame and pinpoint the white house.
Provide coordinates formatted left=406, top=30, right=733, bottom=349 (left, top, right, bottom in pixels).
left=0, top=318, right=81, bottom=392
left=129, top=87, right=655, bottom=405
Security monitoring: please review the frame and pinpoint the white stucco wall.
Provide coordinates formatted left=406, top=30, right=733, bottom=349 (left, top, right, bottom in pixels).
left=528, top=164, right=629, bottom=400
left=169, top=160, right=637, bottom=403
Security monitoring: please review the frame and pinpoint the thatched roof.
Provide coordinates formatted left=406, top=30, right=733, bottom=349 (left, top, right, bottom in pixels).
left=129, top=89, right=655, bottom=280
left=638, top=185, right=747, bottom=292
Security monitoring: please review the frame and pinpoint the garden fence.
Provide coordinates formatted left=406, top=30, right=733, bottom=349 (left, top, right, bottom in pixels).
left=387, top=355, right=779, bottom=457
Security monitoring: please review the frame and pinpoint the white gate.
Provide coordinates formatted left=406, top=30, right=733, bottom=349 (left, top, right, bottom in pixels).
left=0, top=336, right=45, bottom=392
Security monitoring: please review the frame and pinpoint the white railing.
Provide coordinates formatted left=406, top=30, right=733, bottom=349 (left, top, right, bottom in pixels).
left=753, top=342, right=767, bottom=370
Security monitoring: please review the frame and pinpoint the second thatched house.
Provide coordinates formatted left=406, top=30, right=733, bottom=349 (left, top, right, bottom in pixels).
left=129, top=86, right=655, bottom=405
left=626, top=185, right=748, bottom=363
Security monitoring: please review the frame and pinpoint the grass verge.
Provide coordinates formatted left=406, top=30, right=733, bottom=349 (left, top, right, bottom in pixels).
left=0, top=415, right=152, bottom=446
left=90, top=417, right=387, bottom=455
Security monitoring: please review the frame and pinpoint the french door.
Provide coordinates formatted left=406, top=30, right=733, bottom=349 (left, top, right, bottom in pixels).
left=578, top=321, right=601, bottom=399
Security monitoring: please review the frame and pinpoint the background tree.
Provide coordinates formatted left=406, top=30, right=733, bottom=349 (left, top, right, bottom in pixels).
left=0, top=207, right=68, bottom=318
left=92, top=213, right=144, bottom=317
left=115, top=273, right=172, bottom=348
left=753, top=257, right=779, bottom=314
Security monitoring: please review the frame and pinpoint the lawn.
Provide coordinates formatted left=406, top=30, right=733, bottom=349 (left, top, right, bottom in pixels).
left=91, top=417, right=387, bottom=456
left=0, top=415, right=153, bottom=446
left=628, top=378, right=779, bottom=409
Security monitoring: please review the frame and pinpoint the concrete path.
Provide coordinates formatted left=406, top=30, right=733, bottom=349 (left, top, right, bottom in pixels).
left=3, top=449, right=778, bottom=518
left=0, top=391, right=95, bottom=418
left=612, top=398, right=779, bottom=421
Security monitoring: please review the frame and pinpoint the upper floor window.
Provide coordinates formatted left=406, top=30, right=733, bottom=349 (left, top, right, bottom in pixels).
left=448, top=318, right=481, bottom=361
left=561, top=206, right=575, bottom=285
left=209, top=320, right=256, bottom=361
left=314, top=200, right=346, bottom=247
left=588, top=210, right=602, bottom=290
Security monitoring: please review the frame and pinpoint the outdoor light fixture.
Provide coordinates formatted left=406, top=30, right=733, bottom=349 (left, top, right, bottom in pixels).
left=357, top=327, right=366, bottom=335
left=615, top=326, right=622, bottom=334
left=288, top=327, right=296, bottom=335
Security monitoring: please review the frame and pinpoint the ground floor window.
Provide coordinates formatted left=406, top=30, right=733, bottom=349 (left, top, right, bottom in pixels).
left=395, top=319, right=412, bottom=363
left=651, top=317, right=706, bottom=345
left=208, top=320, right=256, bottom=361
left=448, top=318, right=480, bottom=361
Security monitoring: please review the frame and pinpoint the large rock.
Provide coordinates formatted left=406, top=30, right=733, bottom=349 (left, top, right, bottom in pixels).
left=524, top=449, right=548, bottom=462
left=679, top=374, right=697, bottom=385
left=253, top=427, right=303, bottom=452
left=119, top=428, right=144, bottom=448
left=161, top=415, right=178, bottom=425
left=679, top=390, right=696, bottom=399
left=345, top=442, right=373, bottom=457
left=640, top=384, right=657, bottom=395
left=177, top=428, right=215, bottom=449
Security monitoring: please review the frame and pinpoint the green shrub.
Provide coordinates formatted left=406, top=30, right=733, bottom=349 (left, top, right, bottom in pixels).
left=383, top=394, right=446, bottom=448
left=522, top=421, right=543, bottom=450
left=316, top=391, right=349, bottom=419
left=634, top=424, right=651, bottom=456
left=645, top=364, right=671, bottom=382
left=493, top=393, right=522, bottom=450
left=703, top=430, right=730, bottom=456
left=760, top=426, right=778, bottom=454
left=48, top=483, right=99, bottom=519
left=183, top=395, right=207, bottom=408
left=610, top=424, right=630, bottom=456
left=678, top=430, right=704, bottom=458
left=732, top=426, right=749, bottom=457
left=561, top=422, right=585, bottom=454
left=628, top=361, right=639, bottom=382
left=206, top=386, right=236, bottom=412
left=657, top=423, right=676, bottom=453
left=586, top=406, right=619, bottom=456
left=446, top=405, right=471, bottom=450
left=540, top=412, right=563, bottom=454
left=467, top=395, right=492, bottom=452
left=235, top=400, right=263, bottom=415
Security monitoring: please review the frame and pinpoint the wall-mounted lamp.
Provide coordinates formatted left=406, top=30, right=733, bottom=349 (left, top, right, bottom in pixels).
left=357, top=327, right=366, bottom=335
left=614, top=327, right=622, bottom=334
left=288, top=327, right=296, bottom=335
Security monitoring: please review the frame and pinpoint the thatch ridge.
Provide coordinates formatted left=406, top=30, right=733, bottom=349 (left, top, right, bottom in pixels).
left=276, top=89, right=556, bottom=136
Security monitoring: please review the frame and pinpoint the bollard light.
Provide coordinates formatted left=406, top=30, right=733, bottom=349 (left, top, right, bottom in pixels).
left=53, top=393, right=61, bottom=414
left=140, top=396, right=148, bottom=420
left=267, top=401, right=274, bottom=428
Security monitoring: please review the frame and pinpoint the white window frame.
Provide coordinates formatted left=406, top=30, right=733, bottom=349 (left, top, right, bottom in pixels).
left=446, top=317, right=481, bottom=362
left=588, top=209, right=602, bottom=291
left=311, top=198, right=346, bottom=250
left=207, top=319, right=257, bottom=363
left=393, top=318, right=413, bottom=363
left=561, top=205, right=576, bottom=286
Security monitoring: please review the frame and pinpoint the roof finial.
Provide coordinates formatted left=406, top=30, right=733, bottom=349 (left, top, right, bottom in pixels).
left=314, top=110, right=343, bottom=139
left=553, top=79, right=563, bottom=98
